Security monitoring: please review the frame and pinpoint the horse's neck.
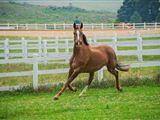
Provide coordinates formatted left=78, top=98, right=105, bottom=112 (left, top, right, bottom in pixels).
left=73, top=44, right=77, bottom=55
left=73, top=44, right=90, bottom=58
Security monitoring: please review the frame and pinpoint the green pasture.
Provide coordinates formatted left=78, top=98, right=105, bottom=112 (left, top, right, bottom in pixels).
left=0, top=2, right=115, bottom=23
left=0, top=86, right=160, bottom=120
left=0, top=35, right=160, bottom=120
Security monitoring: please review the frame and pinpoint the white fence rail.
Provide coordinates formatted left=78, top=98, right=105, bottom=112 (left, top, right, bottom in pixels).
left=0, top=23, right=160, bottom=30
left=0, top=35, right=160, bottom=91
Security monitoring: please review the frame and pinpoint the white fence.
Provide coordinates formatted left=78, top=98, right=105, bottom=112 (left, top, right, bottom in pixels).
left=0, top=23, right=160, bottom=30
left=0, top=35, right=160, bottom=91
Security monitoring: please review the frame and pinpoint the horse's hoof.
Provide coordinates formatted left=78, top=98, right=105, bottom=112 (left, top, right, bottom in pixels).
left=53, top=96, right=59, bottom=101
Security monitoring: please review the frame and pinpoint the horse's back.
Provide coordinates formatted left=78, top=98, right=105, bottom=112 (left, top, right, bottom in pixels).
left=90, top=44, right=117, bottom=65
left=91, top=44, right=116, bottom=56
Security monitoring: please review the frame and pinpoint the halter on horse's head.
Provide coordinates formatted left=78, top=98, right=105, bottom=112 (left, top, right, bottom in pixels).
left=73, top=23, right=89, bottom=47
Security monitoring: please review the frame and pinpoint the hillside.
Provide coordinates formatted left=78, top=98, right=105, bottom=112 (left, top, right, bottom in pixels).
left=0, top=2, right=116, bottom=23
left=8, top=0, right=123, bottom=12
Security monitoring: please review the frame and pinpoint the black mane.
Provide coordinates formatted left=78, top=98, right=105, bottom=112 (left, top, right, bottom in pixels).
left=82, top=34, right=89, bottom=46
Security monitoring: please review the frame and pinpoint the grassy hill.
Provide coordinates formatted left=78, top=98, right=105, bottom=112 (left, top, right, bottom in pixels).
left=0, top=2, right=116, bottom=23
left=10, top=0, right=123, bottom=12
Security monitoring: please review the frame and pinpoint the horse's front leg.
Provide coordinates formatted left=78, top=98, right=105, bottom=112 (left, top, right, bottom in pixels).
left=53, top=68, right=80, bottom=100
left=79, top=72, right=94, bottom=97
left=67, top=68, right=77, bottom=92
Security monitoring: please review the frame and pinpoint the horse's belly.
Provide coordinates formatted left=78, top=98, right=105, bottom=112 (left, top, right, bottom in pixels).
left=82, top=57, right=107, bottom=73
left=82, top=65, right=104, bottom=73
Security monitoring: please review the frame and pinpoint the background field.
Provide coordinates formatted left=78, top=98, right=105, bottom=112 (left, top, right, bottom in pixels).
left=1, top=0, right=123, bottom=12
left=0, top=2, right=116, bottom=23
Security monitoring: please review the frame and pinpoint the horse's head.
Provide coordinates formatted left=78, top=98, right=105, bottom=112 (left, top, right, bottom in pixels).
left=73, top=23, right=89, bottom=47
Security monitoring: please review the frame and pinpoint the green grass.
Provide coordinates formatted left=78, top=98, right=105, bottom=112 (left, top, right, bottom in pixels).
left=0, top=2, right=115, bottom=23
left=0, top=86, right=160, bottom=120
left=0, top=35, right=160, bottom=119
left=0, top=63, right=159, bottom=87
left=16, top=0, right=123, bottom=12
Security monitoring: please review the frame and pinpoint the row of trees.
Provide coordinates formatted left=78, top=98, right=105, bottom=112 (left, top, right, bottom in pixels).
left=117, top=0, right=160, bottom=23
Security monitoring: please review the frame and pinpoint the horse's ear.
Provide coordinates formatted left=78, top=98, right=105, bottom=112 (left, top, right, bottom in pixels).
left=80, top=23, right=83, bottom=29
left=73, top=23, right=76, bottom=29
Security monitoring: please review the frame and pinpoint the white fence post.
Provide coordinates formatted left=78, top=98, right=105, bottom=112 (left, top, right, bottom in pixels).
left=93, top=34, right=97, bottom=43
left=98, top=68, right=103, bottom=82
left=16, top=24, right=18, bottom=30
left=21, top=37, right=27, bottom=59
left=92, top=24, right=94, bottom=30
left=155, top=22, right=157, bottom=30
left=89, top=38, right=92, bottom=45
left=112, top=34, right=117, bottom=52
left=133, top=23, right=135, bottom=29
left=4, top=38, right=9, bottom=60
left=137, top=36, right=143, bottom=62
left=101, top=23, right=104, bottom=30
left=144, top=22, right=146, bottom=29
left=63, top=23, right=65, bottom=30
left=43, top=40, right=47, bottom=57
left=25, top=24, right=28, bottom=30
left=7, top=23, right=9, bottom=29
left=112, top=23, right=114, bottom=29
left=54, top=24, right=56, bottom=30
left=42, top=40, right=47, bottom=63
left=38, top=37, right=42, bottom=57
left=122, top=23, right=125, bottom=29
left=44, top=24, right=47, bottom=30
left=33, top=54, right=39, bottom=90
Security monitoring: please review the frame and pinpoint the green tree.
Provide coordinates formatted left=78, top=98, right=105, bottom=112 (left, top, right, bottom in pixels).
left=130, top=11, right=142, bottom=23
left=117, top=0, right=135, bottom=22
left=117, top=0, right=160, bottom=22
left=156, top=12, right=160, bottom=22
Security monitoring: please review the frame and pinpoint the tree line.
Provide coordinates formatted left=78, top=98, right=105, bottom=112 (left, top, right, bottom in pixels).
left=117, top=0, right=160, bottom=23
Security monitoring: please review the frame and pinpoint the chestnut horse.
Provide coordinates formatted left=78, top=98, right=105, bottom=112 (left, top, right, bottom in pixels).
left=53, top=23, right=130, bottom=100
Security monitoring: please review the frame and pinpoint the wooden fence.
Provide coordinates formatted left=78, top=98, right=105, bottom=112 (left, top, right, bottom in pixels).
left=0, top=35, right=160, bottom=91
left=0, top=23, right=160, bottom=30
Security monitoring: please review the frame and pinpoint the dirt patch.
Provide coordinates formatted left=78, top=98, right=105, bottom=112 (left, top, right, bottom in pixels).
left=0, top=29, right=159, bottom=38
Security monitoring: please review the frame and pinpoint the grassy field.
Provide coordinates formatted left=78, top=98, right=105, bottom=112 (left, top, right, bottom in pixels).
left=12, top=0, right=123, bottom=12
left=0, top=86, right=160, bottom=120
left=0, top=2, right=115, bottom=23
left=0, top=35, right=160, bottom=119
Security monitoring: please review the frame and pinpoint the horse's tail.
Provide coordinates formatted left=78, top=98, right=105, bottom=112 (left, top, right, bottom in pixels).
left=116, top=62, right=130, bottom=72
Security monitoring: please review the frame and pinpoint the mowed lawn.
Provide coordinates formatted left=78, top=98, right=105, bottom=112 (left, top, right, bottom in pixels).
left=0, top=86, right=160, bottom=120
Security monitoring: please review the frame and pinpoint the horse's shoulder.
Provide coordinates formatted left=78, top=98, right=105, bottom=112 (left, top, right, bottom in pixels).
left=90, top=45, right=109, bottom=51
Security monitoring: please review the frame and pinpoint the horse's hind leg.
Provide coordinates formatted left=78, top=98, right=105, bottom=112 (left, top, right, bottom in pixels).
left=79, top=72, right=94, bottom=97
left=107, top=65, right=122, bottom=91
